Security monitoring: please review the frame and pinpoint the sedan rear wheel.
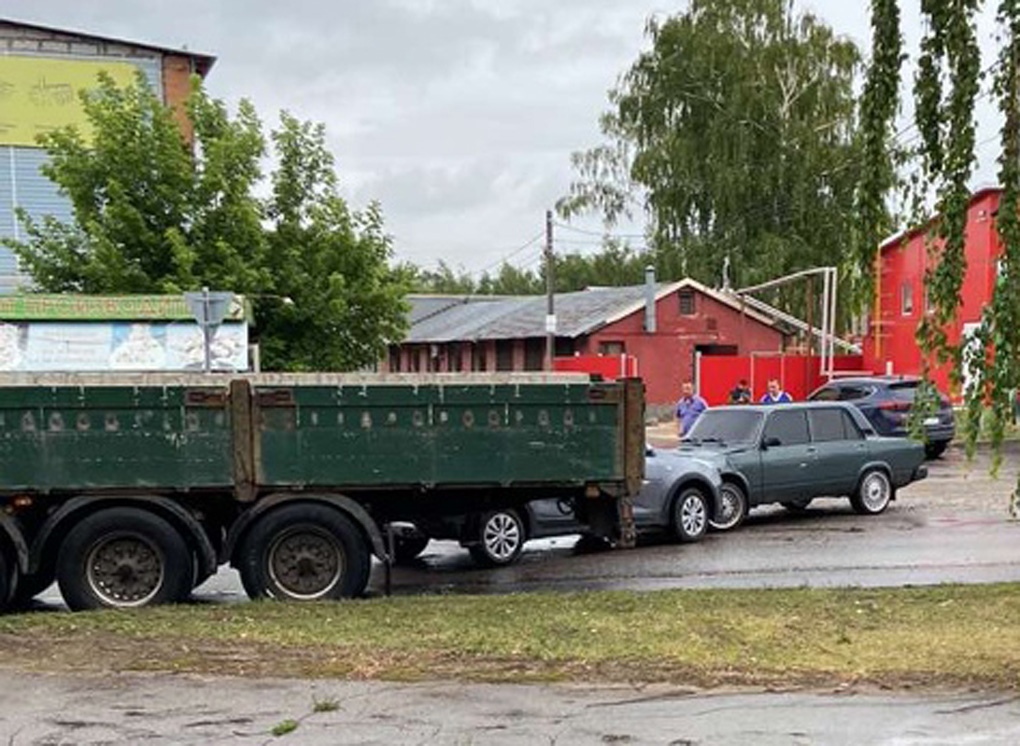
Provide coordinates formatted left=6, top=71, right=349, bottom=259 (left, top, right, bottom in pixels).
left=709, top=482, right=747, bottom=532
left=851, top=469, right=893, bottom=515
left=672, top=487, right=709, bottom=543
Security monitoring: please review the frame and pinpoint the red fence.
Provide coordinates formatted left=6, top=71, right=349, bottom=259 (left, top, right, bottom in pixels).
left=554, top=354, right=638, bottom=380
left=697, top=354, right=867, bottom=406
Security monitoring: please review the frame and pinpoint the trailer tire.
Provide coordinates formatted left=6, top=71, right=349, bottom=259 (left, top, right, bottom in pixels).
left=56, top=508, right=194, bottom=611
left=237, top=504, right=370, bottom=601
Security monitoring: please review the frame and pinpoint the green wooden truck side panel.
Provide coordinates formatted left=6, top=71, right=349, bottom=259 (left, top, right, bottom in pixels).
left=0, top=385, right=232, bottom=492
left=255, top=382, right=625, bottom=487
left=0, top=374, right=638, bottom=495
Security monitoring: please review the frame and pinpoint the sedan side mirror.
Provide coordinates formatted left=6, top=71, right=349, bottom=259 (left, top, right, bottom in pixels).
left=761, top=436, right=782, bottom=449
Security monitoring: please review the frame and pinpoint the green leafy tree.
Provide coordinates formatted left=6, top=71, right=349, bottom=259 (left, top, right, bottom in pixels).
left=410, top=260, right=478, bottom=294
left=258, top=113, right=409, bottom=370
left=559, top=0, right=863, bottom=311
left=3, top=73, right=408, bottom=371
left=855, top=0, right=1020, bottom=513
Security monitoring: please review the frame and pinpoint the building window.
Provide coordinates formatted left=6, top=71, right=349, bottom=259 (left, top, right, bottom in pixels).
left=900, top=283, right=914, bottom=316
left=472, top=344, right=487, bottom=371
left=524, top=339, right=544, bottom=371
left=449, top=344, right=463, bottom=372
left=428, top=347, right=442, bottom=372
left=388, top=347, right=401, bottom=372
left=678, top=290, right=696, bottom=316
left=496, top=341, right=514, bottom=371
left=599, top=341, right=625, bottom=356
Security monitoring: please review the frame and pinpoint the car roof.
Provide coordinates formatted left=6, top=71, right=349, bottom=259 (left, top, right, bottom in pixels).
left=708, top=401, right=859, bottom=413
left=819, top=376, right=920, bottom=387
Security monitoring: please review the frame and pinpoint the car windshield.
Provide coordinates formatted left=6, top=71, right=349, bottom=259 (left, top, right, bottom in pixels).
left=684, top=409, right=764, bottom=444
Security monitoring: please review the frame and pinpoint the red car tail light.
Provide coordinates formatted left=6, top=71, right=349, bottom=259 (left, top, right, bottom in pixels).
left=878, top=400, right=911, bottom=412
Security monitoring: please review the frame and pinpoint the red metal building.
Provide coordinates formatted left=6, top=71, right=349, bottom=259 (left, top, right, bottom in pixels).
left=390, top=277, right=829, bottom=408
left=863, top=187, right=1003, bottom=395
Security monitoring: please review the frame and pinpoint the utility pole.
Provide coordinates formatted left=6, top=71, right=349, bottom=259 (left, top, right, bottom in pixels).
left=544, top=210, right=556, bottom=371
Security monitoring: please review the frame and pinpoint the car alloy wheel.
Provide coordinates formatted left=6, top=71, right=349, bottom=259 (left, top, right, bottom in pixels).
left=672, top=488, right=709, bottom=543
left=468, top=509, right=525, bottom=566
left=851, top=469, right=893, bottom=515
left=709, top=482, right=747, bottom=531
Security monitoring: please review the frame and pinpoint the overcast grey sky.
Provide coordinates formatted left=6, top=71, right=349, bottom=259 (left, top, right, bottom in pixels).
left=7, top=0, right=1005, bottom=278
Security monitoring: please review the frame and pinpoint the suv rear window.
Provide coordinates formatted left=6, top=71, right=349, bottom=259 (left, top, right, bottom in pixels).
left=887, top=381, right=918, bottom=401
left=809, top=387, right=839, bottom=402
left=838, top=385, right=874, bottom=401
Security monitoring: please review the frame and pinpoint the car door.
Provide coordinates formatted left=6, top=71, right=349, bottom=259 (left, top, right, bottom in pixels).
left=759, top=409, right=812, bottom=501
left=806, top=407, right=866, bottom=496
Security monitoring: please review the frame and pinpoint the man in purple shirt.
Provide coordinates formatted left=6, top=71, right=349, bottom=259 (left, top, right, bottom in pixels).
left=760, top=378, right=793, bottom=404
left=675, top=381, right=708, bottom=437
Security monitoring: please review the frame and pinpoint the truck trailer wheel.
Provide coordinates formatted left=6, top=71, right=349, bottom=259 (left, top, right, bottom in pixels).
left=237, top=504, right=370, bottom=601
left=56, top=507, right=194, bottom=611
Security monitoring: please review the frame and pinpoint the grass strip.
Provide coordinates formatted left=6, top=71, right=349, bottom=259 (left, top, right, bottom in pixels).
left=1, top=584, right=1018, bottom=690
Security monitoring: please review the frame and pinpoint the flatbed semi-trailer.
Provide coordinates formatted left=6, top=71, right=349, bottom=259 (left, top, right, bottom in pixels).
left=0, top=373, right=644, bottom=611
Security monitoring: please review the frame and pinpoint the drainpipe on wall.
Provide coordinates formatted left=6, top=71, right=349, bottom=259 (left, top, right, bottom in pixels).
left=644, top=265, right=657, bottom=333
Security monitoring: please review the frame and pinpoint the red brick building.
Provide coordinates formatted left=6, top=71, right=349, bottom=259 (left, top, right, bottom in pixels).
left=863, top=187, right=1003, bottom=395
left=391, top=277, right=822, bottom=407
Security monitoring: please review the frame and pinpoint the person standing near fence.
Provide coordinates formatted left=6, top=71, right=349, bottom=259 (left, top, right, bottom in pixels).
left=760, top=378, right=793, bottom=404
left=676, top=381, right=708, bottom=437
left=728, top=379, right=752, bottom=404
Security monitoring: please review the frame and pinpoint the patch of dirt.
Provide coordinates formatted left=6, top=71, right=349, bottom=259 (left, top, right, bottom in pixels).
left=1, top=631, right=1015, bottom=693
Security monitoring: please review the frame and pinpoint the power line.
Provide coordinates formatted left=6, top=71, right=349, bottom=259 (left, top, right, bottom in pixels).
left=469, top=231, right=544, bottom=277
left=553, top=221, right=646, bottom=239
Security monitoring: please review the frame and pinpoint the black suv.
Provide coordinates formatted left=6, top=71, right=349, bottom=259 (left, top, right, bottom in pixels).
left=807, top=376, right=955, bottom=459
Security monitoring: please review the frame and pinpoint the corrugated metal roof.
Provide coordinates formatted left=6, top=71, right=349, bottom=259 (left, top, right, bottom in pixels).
left=407, top=295, right=477, bottom=325
left=407, top=296, right=528, bottom=342
left=406, top=285, right=662, bottom=342
left=479, top=286, right=652, bottom=340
